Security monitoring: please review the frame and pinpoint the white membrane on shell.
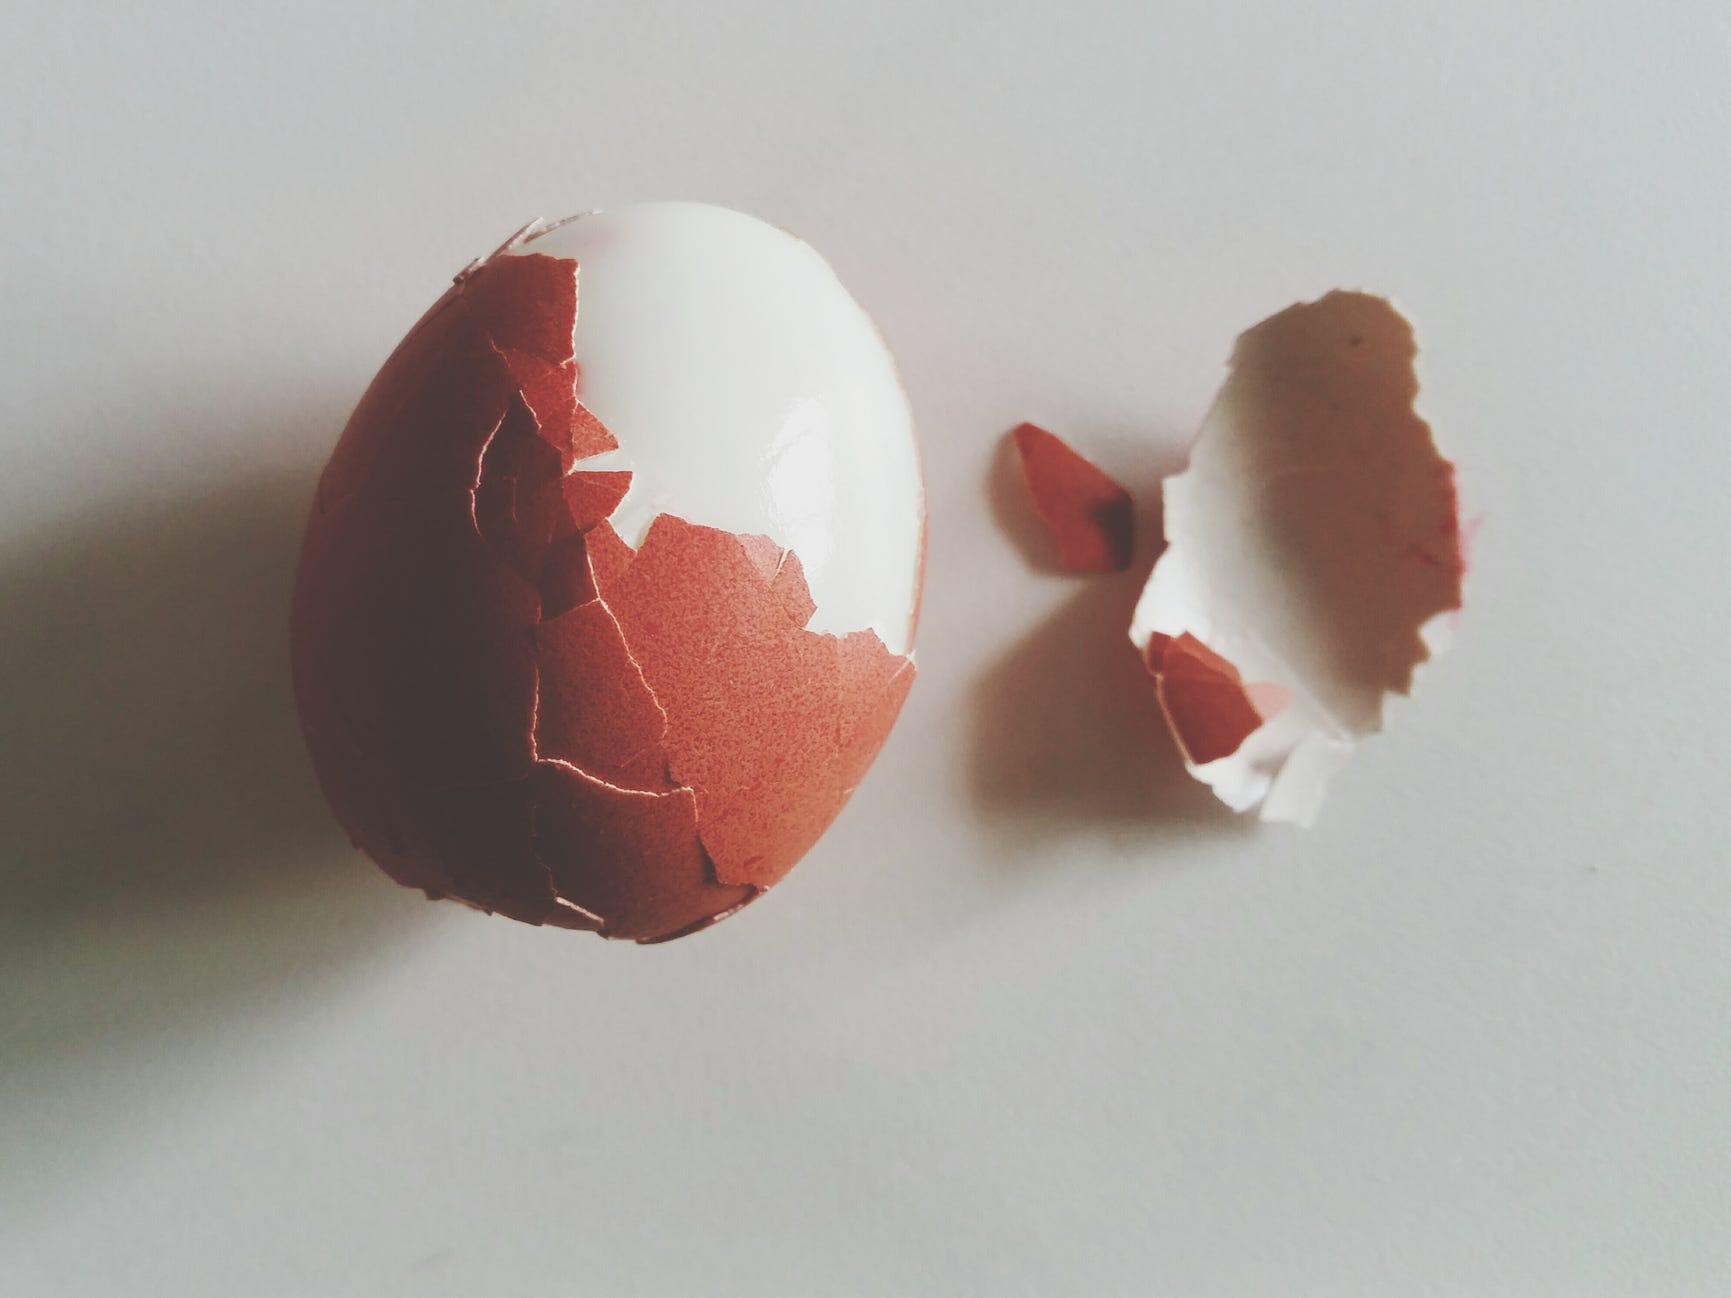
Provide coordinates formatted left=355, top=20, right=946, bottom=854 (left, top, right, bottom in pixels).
left=515, top=204, right=923, bottom=656
left=1130, top=291, right=1461, bottom=825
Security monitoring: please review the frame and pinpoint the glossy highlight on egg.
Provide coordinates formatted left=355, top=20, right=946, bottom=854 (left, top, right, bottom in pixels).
left=291, top=204, right=924, bottom=942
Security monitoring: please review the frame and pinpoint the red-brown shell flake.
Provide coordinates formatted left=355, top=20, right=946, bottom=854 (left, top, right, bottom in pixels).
left=1010, top=422, right=1135, bottom=573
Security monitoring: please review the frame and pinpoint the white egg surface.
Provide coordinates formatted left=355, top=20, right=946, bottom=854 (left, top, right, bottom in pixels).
left=519, top=203, right=923, bottom=654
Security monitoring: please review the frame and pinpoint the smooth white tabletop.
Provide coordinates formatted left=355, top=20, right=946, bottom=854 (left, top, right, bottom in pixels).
left=3, top=4, right=1727, bottom=1295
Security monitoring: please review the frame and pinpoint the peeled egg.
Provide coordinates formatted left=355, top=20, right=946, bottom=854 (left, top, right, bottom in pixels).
left=291, top=203, right=924, bottom=942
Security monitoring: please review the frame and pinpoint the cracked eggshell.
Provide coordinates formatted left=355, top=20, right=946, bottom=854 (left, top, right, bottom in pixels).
left=1130, top=291, right=1464, bottom=826
left=291, top=203, right=924, bottom=943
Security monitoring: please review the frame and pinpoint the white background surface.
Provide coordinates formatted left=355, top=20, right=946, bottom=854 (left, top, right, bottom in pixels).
left=3, top=3, right=1727, bottom=1294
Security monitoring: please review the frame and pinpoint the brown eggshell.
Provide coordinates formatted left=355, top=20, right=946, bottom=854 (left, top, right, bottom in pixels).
left=291, top=239, right=918, bottom=941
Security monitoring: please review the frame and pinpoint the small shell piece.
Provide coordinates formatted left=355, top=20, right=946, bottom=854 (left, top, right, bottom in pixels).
left=1010, top=422, right=1135, bottom=573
